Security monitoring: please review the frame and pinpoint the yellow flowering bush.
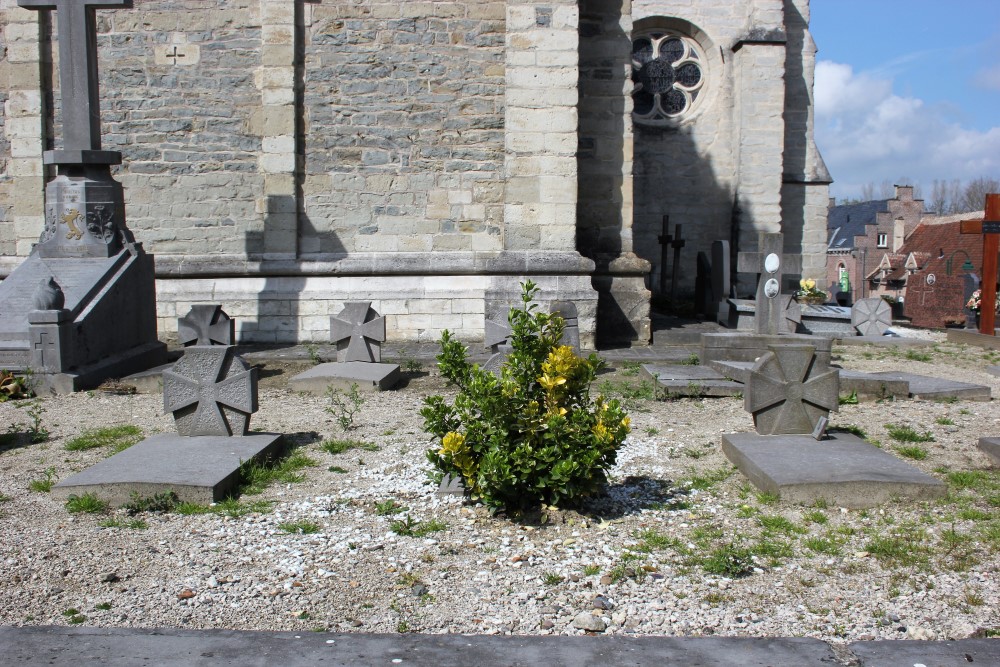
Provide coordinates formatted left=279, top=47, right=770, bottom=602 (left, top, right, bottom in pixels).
left=421, top=281, right=630, bottom=511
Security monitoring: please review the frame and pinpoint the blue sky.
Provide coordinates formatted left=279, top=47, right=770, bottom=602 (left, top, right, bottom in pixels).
left=810, top=0, right=1000, bottom=202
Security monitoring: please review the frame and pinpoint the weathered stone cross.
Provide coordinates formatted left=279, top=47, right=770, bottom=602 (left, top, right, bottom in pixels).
left=330, top=302, right=386, bottom=363
left=17, top=0, right=133, bottom=154
left=177, top=305, right=235, bottom=347
left=162, top=347, right=257, bottom=437
left=737, top=232, right=802, bottom=335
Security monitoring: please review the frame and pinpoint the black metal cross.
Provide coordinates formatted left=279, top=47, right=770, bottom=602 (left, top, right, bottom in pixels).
left=17, top=0, right=133, bottom=152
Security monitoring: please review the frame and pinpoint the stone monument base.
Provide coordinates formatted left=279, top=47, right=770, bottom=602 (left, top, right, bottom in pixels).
left=288, top=361, right=400, bottom=393
left=977, top=437, right=1000, bottom=466
left=701, top=332, right=832, bottom=367
left=52, top=432, right=284, bottom=506
left=721, top=432, right=946, bottom=508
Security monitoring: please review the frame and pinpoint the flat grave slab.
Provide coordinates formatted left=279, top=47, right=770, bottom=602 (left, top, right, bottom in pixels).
left=848, top=639, right=1000, bottom=667
left=835, top=335, right=932, bottom=347
left=834, top=370, right=909, bottom=399
left=122, top=362, right=173, bottom=393
left=865, top=371, right=991, bottom=401
left=288, top=361, right=400, bottom=393
left=721, top=432, right=947, bottom=508
left=701, top=332, right=832, bottom=366
left=705, top=359, right=754, bottom=384
left=641, top=364, right=742, bottom=397
left=977, top=437, right=1000, bottom=466
left=52, top=432, right=284, bottom=506
left=798, top=304, right=855, bottom=337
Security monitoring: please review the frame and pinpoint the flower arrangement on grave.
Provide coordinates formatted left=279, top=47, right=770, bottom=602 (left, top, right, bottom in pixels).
left=421, top=281, right=630, bottom=512
left=795, top=279, right=827, bottom=304
left=965, top=289, right=1000, bottom=313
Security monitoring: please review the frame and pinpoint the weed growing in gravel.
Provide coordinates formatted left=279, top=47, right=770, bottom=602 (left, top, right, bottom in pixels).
left=174, top=498, right=274, bottom=517
left=94, top=603, right=112, bottom=611
left=542, top=572, right=564, bottom=585
left=99, top=517, right=148, bottom=530
left=935, top=417, right=955, bottom=426
left=904, top=350, right=932, bottom=362
left=802, top=510, right=828, bottom=525
left=375, top=499, right=408, bottom=515
left=803, top=536, right=842, bottom=555
left=607, top=551, right=649, bottom=583
left=895, top=445, right=929, bottom=460
left=632, top=528, right=686, bottom=554
left=279, top=520, right=321, bottom=535
left=0, top=493, right=10, bottom=503
left=620, top=360, right=642, bottom=376
left=700, top=542, right=755, bottom=577
left=758, top=514, right=806, bottom=535
left=754, top=491, right=780, bottom=505
left=328, top=466, right=348, bottom=474
left=682, top=353, right=700, bottom=366
left=28, top=467, right=56, bottom=492
left=390, top=514, right=447, bottom=537
left=831, top=425, right=867, bottom=439
left=320, top=438, right=380, bottom=455
left=582, top=564, right=601, bottom=576
left=65, top=493, right=108, bottom=514
left=65, top=425, right=142, bottom=453
left=326, top=383, right=366, bottom=431
left=122, top=491, right=178, bottom=515
left=885, top=424, right=934, bottom=443
left=838, top=391, right=859, bottom=405
left=644, top=427, right=659, bottom=436
left=238, top=448, right=317, bottom=494
left=62, top=608, right=87, bottom=625
left=864, top=527, right=930, bottom=567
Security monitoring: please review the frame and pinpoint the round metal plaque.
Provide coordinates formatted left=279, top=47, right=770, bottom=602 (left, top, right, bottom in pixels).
left=764, top=278, right=780, bottom=298
left=764, top=253, right=780, bottom=274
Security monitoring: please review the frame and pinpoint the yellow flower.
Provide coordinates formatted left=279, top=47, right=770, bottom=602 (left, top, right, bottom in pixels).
left=621, top=416, right=631, bottom=429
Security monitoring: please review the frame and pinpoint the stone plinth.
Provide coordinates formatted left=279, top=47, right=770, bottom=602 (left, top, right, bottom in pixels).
left=288, top=362, right=400, bottom=393
left=977, top=437, right=1000, bottom=466
left=701, top=332, right=832, bottom=367
left=721, top=432, right=947, bottom=508
left=52, top=432, right=284, bottom=506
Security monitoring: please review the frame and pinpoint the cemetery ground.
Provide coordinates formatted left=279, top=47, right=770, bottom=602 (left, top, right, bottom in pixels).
left=0, top=337, right=998, bottom=644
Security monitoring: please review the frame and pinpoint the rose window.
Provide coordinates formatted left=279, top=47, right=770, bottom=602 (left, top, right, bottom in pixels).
left=631, top=32, right=704, bottom=124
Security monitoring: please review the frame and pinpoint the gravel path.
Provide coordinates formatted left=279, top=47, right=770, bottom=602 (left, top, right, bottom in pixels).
left=1, top=337, right=998, bottom=642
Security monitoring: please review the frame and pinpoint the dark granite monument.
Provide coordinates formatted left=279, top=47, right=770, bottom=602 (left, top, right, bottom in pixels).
left=1, top=0, right=165, bottom=392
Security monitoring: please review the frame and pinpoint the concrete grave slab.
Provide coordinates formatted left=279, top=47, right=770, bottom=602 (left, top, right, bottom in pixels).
left=865, top=371, right=990, bottom=401
left=848, top=639, right=1000, bottom=667
left=642, top=363, right=742, bottom=397
left=52, top=432, right=284, bottom=506
left=721, top=432, right=947, bottom=508
left=122, top=362, right=173, bottom=394
left=799, top=304, right=855, bottom=337
left=288, top=361, right=400, bottom=393
left=834, top=370, right=909, bottom=400
left=701, top=332, right=832, bottom=366
left=977, top=437, right=1000, bottom=466
left=835, top=335, right=932, bottom=347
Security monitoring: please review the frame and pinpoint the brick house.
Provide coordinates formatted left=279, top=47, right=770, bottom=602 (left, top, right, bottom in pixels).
left=825, top=185, right=924, bottom=305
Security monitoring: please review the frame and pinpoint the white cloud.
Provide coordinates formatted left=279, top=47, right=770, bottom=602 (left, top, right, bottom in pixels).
left=973, top=63, right=1000, bottom=91
left=815, top=60, right=1000, bottom=200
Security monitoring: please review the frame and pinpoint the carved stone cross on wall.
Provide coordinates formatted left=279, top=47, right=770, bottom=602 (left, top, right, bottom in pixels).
left=737, top=232, right=803, bottom=335
left=330, top=302, right=386, bottom=363
left=17, top=0, right=133, bottom=155
left=162, top=346, right=258, bottom=437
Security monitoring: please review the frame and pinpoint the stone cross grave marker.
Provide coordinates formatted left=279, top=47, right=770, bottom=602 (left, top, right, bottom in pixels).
left=330, top=302, right=386, bottom=363
left=178, top=305, right=235, bottom=347
left=745, top=344, right=839, bottom=435
left=851, top=297, right=892, bottom=336
left=18, top=0, right=132, bottom=159
left=163, top=346, right=258, bottom=437
left=737, top=232, right=802, bottom=335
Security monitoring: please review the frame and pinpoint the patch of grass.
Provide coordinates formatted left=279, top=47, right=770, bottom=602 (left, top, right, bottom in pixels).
left=644, top=427, right=659, bottom=436
left=278, top=520, right=322, bottom=535
left=681, top=354, right=700, bottom=366
left=174, top=498, right=274, bottom=517
left=755, top=491, right=781, bottom=505
left=94, top=602, right=112, bottom=611
left=701, top=542, right=755, bottom=577
left=832, top=425, right=867, bottom=439
left=327, top=383, right=366, bottom=431
left=328, top=466, right=348, bottom=474
left=632, top=528, right=686, bottom=554
left=687, top=467, right=733, bottom=491
left=62, top=608, right=87, bottom=625
left=957, top=508, right=992, bottom=521
left=28, top=467, right=57, bottom=493
left=865, top=529, right=929, bottom=566
left=65, top=493, right=109, bottom=514
left=99, top=517, right=147, bottom=530
left=758, top=514, right=806, bottom=535
left=946, top=470, right=992, bottom=492
left=620, top=360, right=642, bottom=377
left=320, top=438, right=380, bottom=455
left=895, top=445, right=929, bottom=460
left=542, top=572, right=564, bottom=585
left=935, top=417, right=955, bottom=426
left=582, top=564, right=601, bottom=576
left=885, top=424, right=934, bottom=444
left=904, top=350, right=932, bottom=362
left=803, top=510, right=828, bottom=525
left=390, top=515, right=447, bottom=537
left=65, top=425, right=143, bottom=453
left=238, top=448, right=316, bottom=494
left=838, top=390, right=859, bottom=405
left=803, top=536, right=841, bottom=555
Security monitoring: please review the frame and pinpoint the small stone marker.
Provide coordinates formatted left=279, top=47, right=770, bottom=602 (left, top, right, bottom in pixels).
left=331, top=301, right=386, bottom=363
left=178, top=305, right=235, bottom=346
left=744, top=344, right=839, bottom=435
left=550, top=301, right=580, bottom=351
left=811, top=415, right=829, bottom=441
left=482, top=309, right=513, bottom=376
left=736, top=232, right=803, bottom=335
left=436, top=473, right=466, bottom=496
left=163, top=346, right=258, bottom=436
left=289, top=302, right=400, bottom=392
left=851, top=297, right=892, bottom=336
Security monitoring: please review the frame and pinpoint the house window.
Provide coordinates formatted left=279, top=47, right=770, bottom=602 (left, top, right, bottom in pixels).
left=877, top=233, right=888, bottom=248
left=631, top=31, right=705, bottom=125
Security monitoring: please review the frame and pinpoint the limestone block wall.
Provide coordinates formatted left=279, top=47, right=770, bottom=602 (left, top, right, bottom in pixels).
left=302, top=2, right=506, bottom=255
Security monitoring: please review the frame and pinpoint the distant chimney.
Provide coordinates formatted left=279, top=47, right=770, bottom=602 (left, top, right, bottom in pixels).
left=893, top=217, right=905, bottom=252
left=828, top=197, right=836, bottom=209
left=895, top=185, right=914, bottom=202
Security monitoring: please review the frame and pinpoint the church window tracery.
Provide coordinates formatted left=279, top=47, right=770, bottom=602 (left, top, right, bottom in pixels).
left=631, top=31, right=704, bottom=125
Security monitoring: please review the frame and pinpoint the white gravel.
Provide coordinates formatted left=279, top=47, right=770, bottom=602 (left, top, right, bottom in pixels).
left=0, top=338, right=998, bottom=642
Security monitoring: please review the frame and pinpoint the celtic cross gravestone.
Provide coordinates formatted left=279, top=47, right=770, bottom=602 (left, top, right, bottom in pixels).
left=330, top=302, right=386, bottom=363
left=744, top=344, right=839, bottom=435
left=163, top=346, right=258, bottom=437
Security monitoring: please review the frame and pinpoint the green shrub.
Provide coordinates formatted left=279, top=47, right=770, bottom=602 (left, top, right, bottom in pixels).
left=421, top=282, right=629, bottom=511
